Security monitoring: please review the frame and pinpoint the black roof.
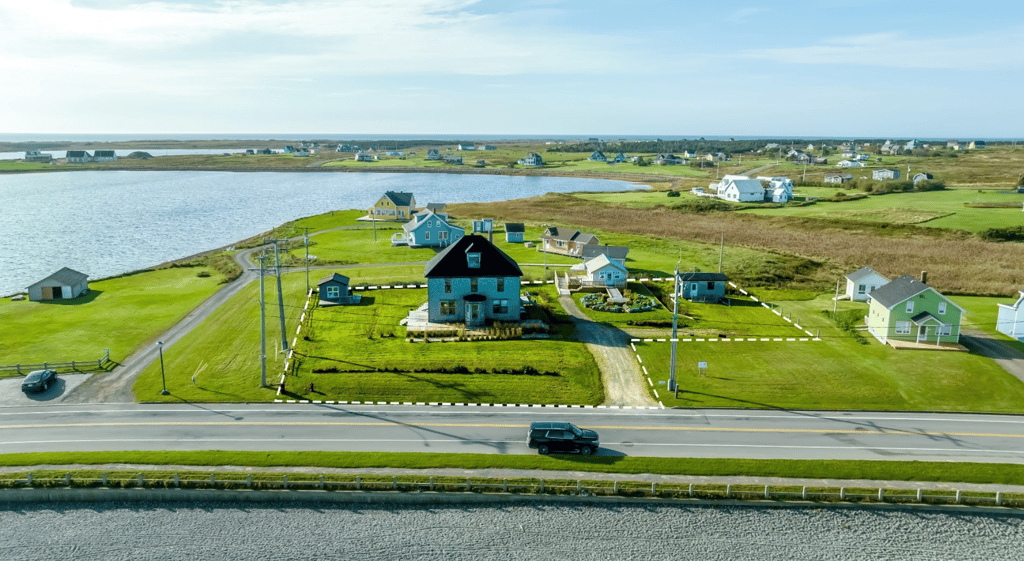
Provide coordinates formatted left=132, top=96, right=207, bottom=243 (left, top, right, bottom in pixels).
left=424, top=235, right=522, bottom=278
left=383, top=191, right=414, bottom=207
left=678, top=271, right=728, bottom=282
left=504, top=223, right=525, bottom=233
left=318, top=272, right=350, bottom=285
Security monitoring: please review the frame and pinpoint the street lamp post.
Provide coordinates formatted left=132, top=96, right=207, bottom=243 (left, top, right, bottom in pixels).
left=158, top=341, right=169, bottom=395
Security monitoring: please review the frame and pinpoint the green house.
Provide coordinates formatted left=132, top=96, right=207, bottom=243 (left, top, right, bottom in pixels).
left=866, top=275, right=965, bottom=346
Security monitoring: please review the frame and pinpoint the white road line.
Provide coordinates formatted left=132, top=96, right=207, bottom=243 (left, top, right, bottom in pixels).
left=631, top=343, right=637, bottom=352
left=647, top=378, right=653, bottom=387
left=642, top=366, right=648, bottom=375
left=636, top=355, right=643, bottom=363
left=653, top=389, right=660, bottom=398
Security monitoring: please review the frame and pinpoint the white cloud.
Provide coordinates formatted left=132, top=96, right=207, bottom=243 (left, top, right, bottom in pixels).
left=725, top=7, right=768, bottom=23
left=744, top=28, right=1024, bottom=69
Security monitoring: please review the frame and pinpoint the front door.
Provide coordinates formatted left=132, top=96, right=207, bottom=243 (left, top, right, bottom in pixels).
left=466, top=303, right=483, bottom=327
left=917, top=325, right=929, bottom=343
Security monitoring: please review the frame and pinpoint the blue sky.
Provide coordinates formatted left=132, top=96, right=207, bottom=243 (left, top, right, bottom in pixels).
left=2, top=0, right=1022, bottom=137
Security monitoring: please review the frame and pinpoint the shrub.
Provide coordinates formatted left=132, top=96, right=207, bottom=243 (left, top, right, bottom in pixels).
left=979, top=226, right=1024, bottom=242
left=666, top=190, right=681, bottom=197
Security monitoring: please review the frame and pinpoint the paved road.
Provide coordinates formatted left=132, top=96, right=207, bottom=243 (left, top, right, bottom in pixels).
left=2, top=404, right=1021, bottom=463
left=559, top=295, right=657, bottom=407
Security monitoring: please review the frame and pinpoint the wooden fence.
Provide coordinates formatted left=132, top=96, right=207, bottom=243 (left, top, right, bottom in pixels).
left=0, top=349, right=110, bottom=375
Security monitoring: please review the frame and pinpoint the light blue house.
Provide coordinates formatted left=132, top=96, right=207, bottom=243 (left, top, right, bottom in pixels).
left=588, top=150, right=607, bottom=162
left=678, top=271, right=728, bottom=303
left=424, top=235, right=522, bottom=327
left=394, top=210, right=465, bottom=248
left=504, top=223, right=525, bottom=243
left=997, top=291, right=1024, bottom=341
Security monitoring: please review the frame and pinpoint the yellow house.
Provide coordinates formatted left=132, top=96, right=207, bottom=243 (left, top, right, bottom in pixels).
left=369, top=191, right=417, bottom=220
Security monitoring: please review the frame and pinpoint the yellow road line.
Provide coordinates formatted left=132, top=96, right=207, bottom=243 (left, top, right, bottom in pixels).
left=2, top=421, right=1022, bottom=439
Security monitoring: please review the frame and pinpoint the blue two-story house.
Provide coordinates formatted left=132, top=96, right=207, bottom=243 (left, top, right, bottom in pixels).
left=395, top=210, right=465, bottom=248
left=424, top=235, right=523, bottom=327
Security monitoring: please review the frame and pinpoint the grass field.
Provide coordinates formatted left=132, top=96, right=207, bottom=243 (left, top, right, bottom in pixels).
left=0, top=266, right=224, bottom=374
left=290, top=288, right=603, bottom=405
left=132, top=272, right=309, bottom=401
left=3, top=450, right=1024, bottom=486
left=635, top=292, right=1024, bottom=413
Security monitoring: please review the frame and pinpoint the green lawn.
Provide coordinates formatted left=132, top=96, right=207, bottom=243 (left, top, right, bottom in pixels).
left=636, top=294, right=1024, bottom=413
left=291, top=288, right=603, bottom=405
left=0, top=267, right=224, bottom=374
left=570, top=283, right=672, bottom=327
left=738, top=188, right=1024, bottom=231
left=132, top=271, right=309, bottom=401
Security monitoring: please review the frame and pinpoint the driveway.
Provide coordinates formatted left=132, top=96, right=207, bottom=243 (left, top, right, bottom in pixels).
left=61, top=247, right=264, bottom=404
left=558, top=295, right=658, bottom=407
left=0, top=373, right=92, bottom=407
left=961, top=329, right=1024, bottom=384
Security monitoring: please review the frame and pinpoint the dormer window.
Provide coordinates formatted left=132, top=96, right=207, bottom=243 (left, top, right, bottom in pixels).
left=467, top=252, right=481, bottom=268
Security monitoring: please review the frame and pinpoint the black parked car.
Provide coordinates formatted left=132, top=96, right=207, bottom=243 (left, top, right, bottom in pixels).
left=527, top=421, right=599, bottom=455
left=21, top=369, right=57, bottom=393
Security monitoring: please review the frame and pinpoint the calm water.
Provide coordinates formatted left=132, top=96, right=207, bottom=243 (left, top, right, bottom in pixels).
left=0, top=171, right=638, bottom=295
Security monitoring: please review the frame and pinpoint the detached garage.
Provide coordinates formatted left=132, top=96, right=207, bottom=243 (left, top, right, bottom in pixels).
left=27, top=267, right=89, bottom=301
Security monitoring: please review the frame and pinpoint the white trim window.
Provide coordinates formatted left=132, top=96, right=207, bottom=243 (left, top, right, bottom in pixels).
left=895, top=321, right=912, bottom=335
left=325, top=285, right=340, bottom=299
left=906, top=300, right=915, bottom=314
left=938, top=324, right=952, bottom=336
left=938, top=302, right=947, bottom=315
left=425, top=231, right=430, bottom=240
left=440, top=300, right=456, bottom=315
left=858, top=284, right=866, bottom=294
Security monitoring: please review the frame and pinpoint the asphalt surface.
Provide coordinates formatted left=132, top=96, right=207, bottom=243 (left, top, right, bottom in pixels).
left=0, top=374, right=91, bottom=407
left=2, top=404, right=1022, bottom=463
left=961, top=329, right=1024, bottom=384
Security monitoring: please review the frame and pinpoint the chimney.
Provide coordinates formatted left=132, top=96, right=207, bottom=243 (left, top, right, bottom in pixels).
left=920, top=271, right=928, bottom=284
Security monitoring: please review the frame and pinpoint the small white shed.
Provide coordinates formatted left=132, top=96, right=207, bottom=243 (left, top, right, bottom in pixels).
left=844, top=266, right=890, bottom=302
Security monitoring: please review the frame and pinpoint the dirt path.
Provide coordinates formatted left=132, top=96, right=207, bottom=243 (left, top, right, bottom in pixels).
left=558, top=295, right=658, bottom=407
left=960, top=329, right=1024, bottom=384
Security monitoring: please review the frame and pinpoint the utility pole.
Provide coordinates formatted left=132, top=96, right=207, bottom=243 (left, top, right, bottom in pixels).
left=718, top=233, right=724, bottom=273
left=669, top=266, right=679, bottom=396
left=303, top=227, right=311, bottom=295
left=833, top=279, right=841, bottom=314
left=266, top=239, right=289, bottom=351
left=256, top=253, right=268, bottom=387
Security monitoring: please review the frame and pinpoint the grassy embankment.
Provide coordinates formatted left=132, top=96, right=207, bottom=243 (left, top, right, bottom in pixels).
left=0, top=266, right=225, bottom=377
left=0, top=451, right=1023, bottom=487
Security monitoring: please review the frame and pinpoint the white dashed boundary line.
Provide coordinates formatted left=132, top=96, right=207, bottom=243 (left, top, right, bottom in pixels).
left=270, top=400, right=663, bottom=409
left=279, top=287, right=314, bottom=395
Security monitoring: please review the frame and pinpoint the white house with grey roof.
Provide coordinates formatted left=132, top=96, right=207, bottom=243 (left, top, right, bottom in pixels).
left=570, top=254, right=627, bottom=288
left=996, top=291, right=1024, bottom=341
left=27, top=267, right=89, bottom=301
left=715, top=175, right=765, bottom=202
left=844, top=266, right=890, bottom=302
left=424, top=235, right=523, bottom=327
